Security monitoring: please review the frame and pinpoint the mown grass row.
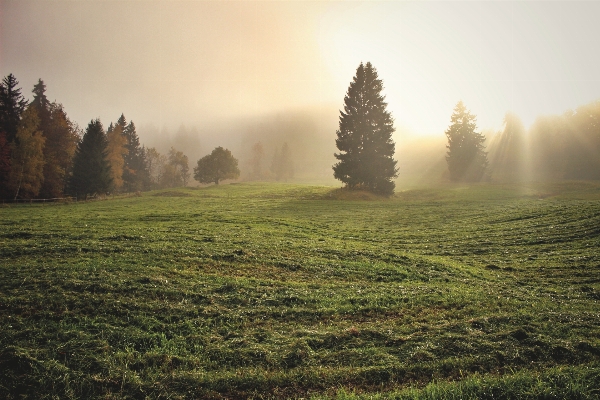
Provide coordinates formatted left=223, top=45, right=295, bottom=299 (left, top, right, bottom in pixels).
left=1, top=182, right=599, bottom=398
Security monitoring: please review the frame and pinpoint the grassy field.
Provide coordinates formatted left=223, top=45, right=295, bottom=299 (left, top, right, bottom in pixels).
left=1, top=182, right=599, bottom=399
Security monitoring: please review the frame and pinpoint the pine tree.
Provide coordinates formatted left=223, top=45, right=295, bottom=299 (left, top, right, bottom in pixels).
left=194, top=147, right=240, bottom=185
left=31, top=79, right=51, bottom=126
left=116, top=114, right=127, bottom=132
left=333, top=62, right=398, bottom=195
left=69, top=119, right=112, bottom=200
left=122, top=121, right=145, bottom=192
left=8, top=107, right=45, bottom=200
left=0, top=74, right=28, bottom=144
left=445, top=101, right=488, bottom=182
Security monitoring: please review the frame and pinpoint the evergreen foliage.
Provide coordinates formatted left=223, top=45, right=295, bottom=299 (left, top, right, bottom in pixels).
left=445, top=101, right=488, bottom=182
left=194, top=146, right=240, bottom=185
left=69, top=119, right=112, bottom=199
left=30, top=79, right=51, bottom=126
left=122, top=121, right=146, bottom=192
left=0, top=74, right=28, bottom=144
left=7, top=106, right=45, bottom=200
left=333, top=62, right=398, bottom=195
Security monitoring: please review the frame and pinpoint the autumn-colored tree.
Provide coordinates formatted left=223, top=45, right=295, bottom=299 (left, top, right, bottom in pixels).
left=38, top=103, right=79, bottom=198
left=106, top=122, right=128, bottom=191
left=8, top=107, right=45, bottom=200
left=0, top=130, right=13, bottom=198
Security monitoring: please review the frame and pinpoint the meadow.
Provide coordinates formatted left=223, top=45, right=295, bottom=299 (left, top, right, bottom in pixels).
left=0, top=182, right=599, bottom=399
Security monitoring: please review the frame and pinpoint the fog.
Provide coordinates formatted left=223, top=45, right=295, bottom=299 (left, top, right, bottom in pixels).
left=2, top=1, right=600, bottom=185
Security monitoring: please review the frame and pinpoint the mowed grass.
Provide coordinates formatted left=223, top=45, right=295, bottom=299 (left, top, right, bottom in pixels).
left=1, top=182, right=599, bottom=399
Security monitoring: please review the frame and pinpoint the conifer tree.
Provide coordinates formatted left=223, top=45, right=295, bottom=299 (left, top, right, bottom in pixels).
left=8, top=106, right=45, bottom=200
left=333, top=62, right=398, bottom=195
left=31, top=79, right=51, bottom=126
left=69, top=119, right=112, bottom=199
left=445, top=101, right=488, bottom=182
left=122, top=121, right=145, bottom=191
left=0, top=74, right=28, bottom=144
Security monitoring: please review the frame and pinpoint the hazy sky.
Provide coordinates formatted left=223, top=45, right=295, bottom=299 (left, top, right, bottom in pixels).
left=2, top=0, right=600, bottom=136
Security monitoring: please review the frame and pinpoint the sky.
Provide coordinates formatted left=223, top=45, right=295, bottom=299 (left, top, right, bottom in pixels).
left=2, top=0, right=600, bottom=138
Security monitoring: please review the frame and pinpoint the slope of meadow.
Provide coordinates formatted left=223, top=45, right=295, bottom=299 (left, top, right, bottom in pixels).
left=1, top=182, right=599, bottom=399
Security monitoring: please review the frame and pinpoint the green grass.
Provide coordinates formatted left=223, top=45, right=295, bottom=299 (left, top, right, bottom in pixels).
left=1, top=182, right=599, bottom=399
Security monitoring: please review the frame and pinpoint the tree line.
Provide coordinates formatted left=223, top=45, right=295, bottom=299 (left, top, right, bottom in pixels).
left=0, top=74, right=297, bottom=200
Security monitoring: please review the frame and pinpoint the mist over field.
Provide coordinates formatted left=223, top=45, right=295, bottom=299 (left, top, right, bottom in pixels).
left=2, top=0, right=600, bottom=188
left=2, top=1, right=600, bottom=398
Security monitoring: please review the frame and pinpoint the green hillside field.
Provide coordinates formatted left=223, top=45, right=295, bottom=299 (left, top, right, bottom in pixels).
left=1, top=182, right=599, bottom=399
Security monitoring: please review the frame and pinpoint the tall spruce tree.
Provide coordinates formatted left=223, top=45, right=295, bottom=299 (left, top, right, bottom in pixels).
left=0, top=74, right=28, bottom=144
left=333, top=62, right=398, bottom=195
left=122, top=121, right=145, bottom=192
left=31, top=79, right=51, bottom=126
left=69, top=119, right=112, bottom=199
left=445, top=101, right=488, bottom=182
